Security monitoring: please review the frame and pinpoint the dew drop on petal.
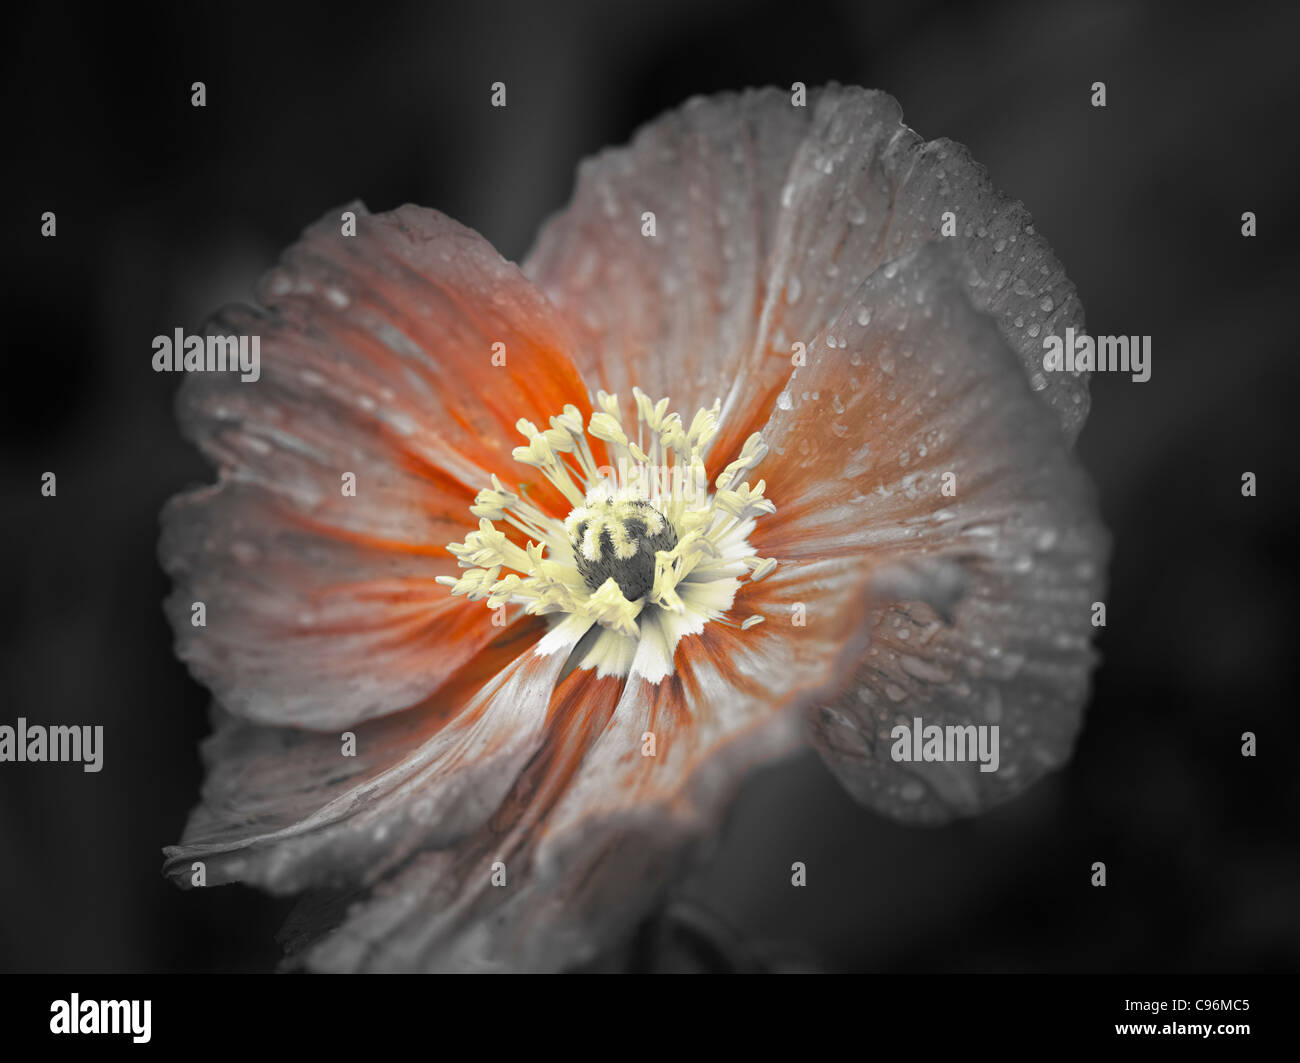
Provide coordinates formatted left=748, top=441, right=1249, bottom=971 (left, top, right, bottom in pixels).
left=900, top=780, right=926, bottom=802
left=900, top=655, right=952, bottom=683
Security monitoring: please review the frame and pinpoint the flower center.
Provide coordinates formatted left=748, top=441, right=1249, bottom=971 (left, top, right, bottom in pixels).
left=437, top=388, right=778, bottom=683
left=568, top=499, right=678, bottom=600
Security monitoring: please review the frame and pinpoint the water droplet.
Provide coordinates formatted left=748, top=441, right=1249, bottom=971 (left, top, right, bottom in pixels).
left=383, top=410, right=417, bottom=436
left=231, top=541, right=260, bottom=564
left=900, top=655, right=952, bottom=683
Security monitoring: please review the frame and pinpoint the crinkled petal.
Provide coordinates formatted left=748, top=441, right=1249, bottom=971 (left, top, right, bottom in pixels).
left=283, top=666, right=626, bottom=972
left=161, top=482, right=491, bottom=730
left=280, top=556, right=879, bottom=971
left=754, top=242, right=1108, bottom=822
left=162, top=618, right=562, bottom=894
left=524, top=88, right=808, bottom=428
left=524, top=85, right=1087, bottom=466
left=163, top=203, right=593, bottom=727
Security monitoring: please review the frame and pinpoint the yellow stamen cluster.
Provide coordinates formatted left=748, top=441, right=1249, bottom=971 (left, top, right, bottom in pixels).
left=437, top=388, right=779, bottom=678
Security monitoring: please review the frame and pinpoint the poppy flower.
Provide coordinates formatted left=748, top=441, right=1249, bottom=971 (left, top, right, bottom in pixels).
left=161, top=84, right=1107, bottom=971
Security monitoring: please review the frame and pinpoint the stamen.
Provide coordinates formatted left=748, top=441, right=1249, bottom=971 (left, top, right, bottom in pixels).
left=439, top=390, right=780, bottom=681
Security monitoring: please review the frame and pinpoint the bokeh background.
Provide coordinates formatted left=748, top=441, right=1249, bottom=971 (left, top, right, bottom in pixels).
left=3, top=0, right=1297, bottom=971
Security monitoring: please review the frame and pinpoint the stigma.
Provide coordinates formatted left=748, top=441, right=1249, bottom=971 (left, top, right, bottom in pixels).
left=437, top=388, right=778, bottom=683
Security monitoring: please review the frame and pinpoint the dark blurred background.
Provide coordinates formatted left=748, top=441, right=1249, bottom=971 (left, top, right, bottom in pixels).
left=3, top=0, right=1298, bottom=972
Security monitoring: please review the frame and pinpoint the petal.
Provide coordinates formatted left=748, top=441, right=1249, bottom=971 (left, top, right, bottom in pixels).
left=187, top=202, right=594, bottom=510
left=730, top=86, right=1090, bottom=451
left=163, top=203, right=594, bottom=727
left=284, top=666, right=627, bottom=972
left=162, top=617, right=562, bottom=894
left=754, top=242, right=1109, bottom=822
left=524, top=88, right=809, bottom=425
left=524, top=85, right=1087, bottom=472
left=160, top=481, right=491, bottom=730
left=537, top=556, right=867, bottom=847
left=283, top=555, right=879, bottom=971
